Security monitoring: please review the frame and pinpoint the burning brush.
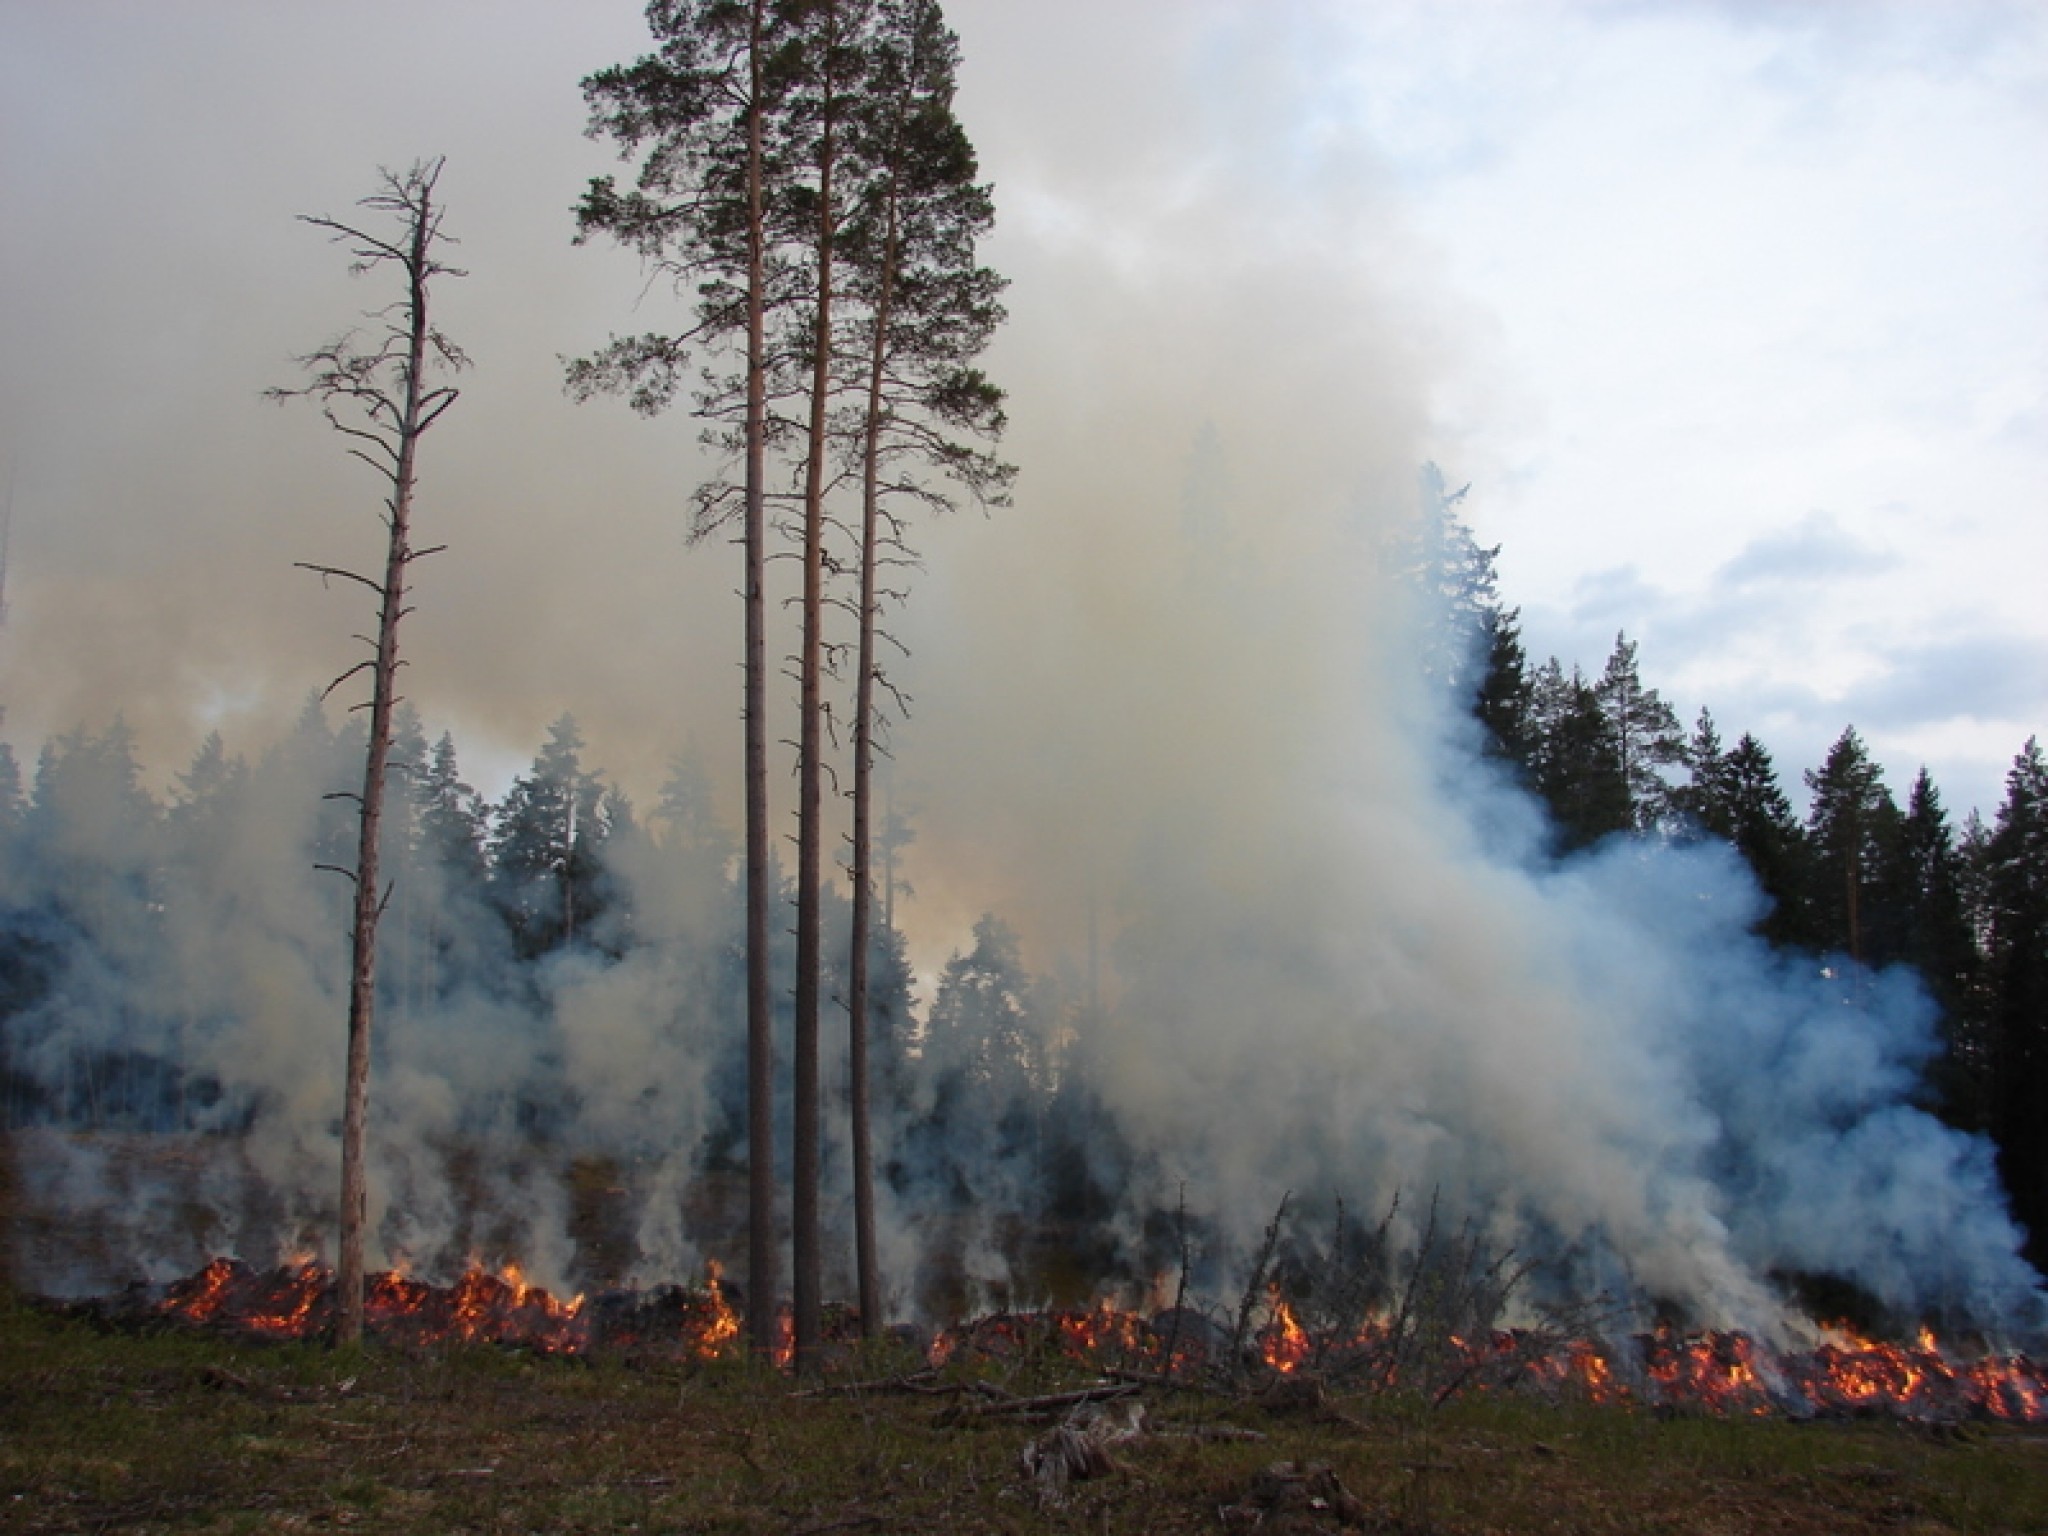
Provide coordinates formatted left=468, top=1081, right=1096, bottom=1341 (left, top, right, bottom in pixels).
left=42, top=1254, right=2048, bottom=1424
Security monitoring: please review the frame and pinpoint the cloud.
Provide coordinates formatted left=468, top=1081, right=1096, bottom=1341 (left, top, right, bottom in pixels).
left=1712, top=511, right=1898, bottom=589
left=1840, top=629, right=2048, bottom=734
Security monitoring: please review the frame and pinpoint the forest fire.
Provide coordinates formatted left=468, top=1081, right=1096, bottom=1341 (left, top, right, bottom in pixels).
left=131, top=1258, right=2048, bottom=1425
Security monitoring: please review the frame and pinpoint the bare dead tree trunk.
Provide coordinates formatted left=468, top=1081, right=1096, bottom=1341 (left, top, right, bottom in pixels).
left=275, top=160, right=464, bottom=1347
left=742, top=0, right=781, bottom=1365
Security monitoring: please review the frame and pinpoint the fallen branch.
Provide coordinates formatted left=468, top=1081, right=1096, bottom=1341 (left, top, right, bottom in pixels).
left=938, top=1381, right=1139, bottom=1426
left=1159, top=1424, right=1269, bottom=1444
left=795, top=1368, right=943, bottom=1399
left=1103, top=1366, right=1192, bottom=1391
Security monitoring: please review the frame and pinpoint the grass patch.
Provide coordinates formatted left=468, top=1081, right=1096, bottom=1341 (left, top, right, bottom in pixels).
left=2, top=1289, right=2045, bottom=1534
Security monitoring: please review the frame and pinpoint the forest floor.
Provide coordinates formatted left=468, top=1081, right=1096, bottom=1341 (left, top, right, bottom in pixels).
left=5, top=1292, right=2048, bottom=1536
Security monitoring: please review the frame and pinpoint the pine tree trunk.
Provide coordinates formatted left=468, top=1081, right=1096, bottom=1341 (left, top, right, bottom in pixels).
left=848, top=171, right=901, bottom=1342
left=792, top=6, right=840, bottom=1371
left=742, top=0, right=780, bottom=1364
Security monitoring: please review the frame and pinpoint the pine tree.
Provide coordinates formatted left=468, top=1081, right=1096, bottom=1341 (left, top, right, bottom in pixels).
left=837, top=0, right=1009, bottom=1337
left=780, top=0, right=873, bottom=1370
left=574, top=0, right=786, bottom=1359
left=1595, top=633, right=1685, bottom=833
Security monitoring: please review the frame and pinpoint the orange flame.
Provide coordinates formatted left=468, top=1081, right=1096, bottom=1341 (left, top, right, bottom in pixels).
left=693, top=1261, right=741, bottom=1360
left=1259, top=1289, right=1312, bottom=1375
left=148, top=1255, right=2048, bottom=1420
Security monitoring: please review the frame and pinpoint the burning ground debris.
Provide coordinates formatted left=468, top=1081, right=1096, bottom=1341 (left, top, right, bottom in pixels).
left=43, top=1254, right=2048, bottom=1426
left=55, top=1254, right=749, bottom=1362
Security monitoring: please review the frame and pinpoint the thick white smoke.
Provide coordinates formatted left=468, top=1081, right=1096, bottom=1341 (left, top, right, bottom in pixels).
left=0, top=0, right=2039, bottom=1344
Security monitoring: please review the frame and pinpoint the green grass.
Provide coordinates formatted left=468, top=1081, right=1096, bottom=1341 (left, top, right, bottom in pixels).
left=3, top=1293, right=2046, bottom=1535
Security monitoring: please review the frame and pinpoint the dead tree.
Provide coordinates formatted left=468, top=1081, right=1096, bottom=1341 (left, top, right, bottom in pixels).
left=271, top=158, right=466, bottom=1346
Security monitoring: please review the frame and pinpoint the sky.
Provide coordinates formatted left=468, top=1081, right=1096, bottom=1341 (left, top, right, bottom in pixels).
left=1, top=0, right=2044, bottom=923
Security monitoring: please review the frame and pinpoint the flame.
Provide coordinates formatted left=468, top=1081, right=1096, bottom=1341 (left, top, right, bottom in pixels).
left=164, top=1257, right=240, bottom=1322
left=692, top=1261, right=741, bottom=1360
left=1054, top=1297, right=1148, bottom=1359
left=241, top=1262, right=330, bottom=1338
left=145, top=1256, right=2048, bottom=1419
left=1259, top=1289, right=1312, bottom=1375
left=1641, top=1329, right=1775, bottom=1416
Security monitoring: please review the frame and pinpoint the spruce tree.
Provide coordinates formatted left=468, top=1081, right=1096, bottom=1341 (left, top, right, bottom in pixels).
left=1803, top=726, right=1901, bottom=968
left=1896, top=768, right=1976, bottom=1011
left=409, top=732, right=494, bottom=1004
left=1531, top=661, right=1630, bottom=853
left=1393, top=464, right=1501, bottom=705
left=488, top=716, right=608, bottom=960
left=1473, top=607, right=1537, bottom=778
left=1675, top=708, right=1733, bottom=837
left=1982, top=738, right=2048, bottom=1269
left=415, top=733, right=489, bottom=894
left=1892, top=767, right=1983, bottom=1128
left=1720, top=731, right=1811, bottom=949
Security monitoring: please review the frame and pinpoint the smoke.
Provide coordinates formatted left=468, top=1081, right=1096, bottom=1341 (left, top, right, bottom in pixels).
left=0, top=0, right=2040, bottom=1341
left=867, top=0, right=2042, bottom=1333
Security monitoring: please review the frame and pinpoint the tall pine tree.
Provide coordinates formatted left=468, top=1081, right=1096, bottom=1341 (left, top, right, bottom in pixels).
left=574, top=0, right=786, bottom=1357
left=836, top=0, right=1010, bottom=1336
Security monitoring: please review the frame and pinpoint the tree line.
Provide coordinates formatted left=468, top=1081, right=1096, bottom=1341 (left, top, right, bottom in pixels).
left=1410, top=467, right=2048, bottom=1275
left=0, top=705, right=1122, bottom=1317
left=1, top=476, right=2042, bottom=1312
